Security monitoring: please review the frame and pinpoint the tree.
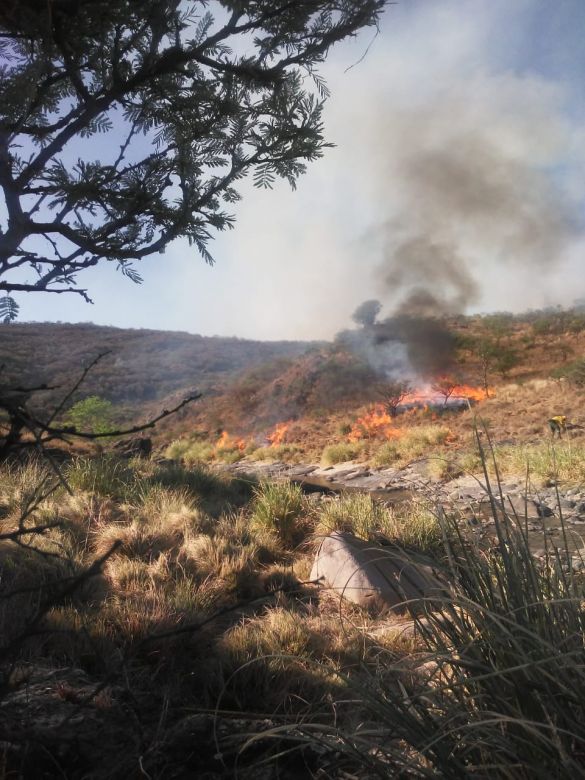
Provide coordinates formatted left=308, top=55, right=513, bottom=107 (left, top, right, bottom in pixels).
left=0, top=0, right=385, bottom=316
left=65, top=395, right=115, bottom=434
left=431, top=376, right=460, bottom=407
left=378, top=379, right=411, bottom=418
left=494, top=345, right=519, bottom=379
left=352, top=299, right=382, bottom=328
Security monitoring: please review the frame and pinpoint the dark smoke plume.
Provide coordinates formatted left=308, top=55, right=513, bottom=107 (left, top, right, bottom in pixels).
left=376, top=108, right=580, bottom=318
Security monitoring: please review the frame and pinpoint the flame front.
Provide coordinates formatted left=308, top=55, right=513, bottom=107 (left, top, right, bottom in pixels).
left=348, top=381, right=488, bottom=442
left=403, top=382, right=492, bottom=406
left=348, top=405, right=403, bottom=442
left=216, top=431, right=246, bottom=451
left=267, top=421, right=291, bottom=446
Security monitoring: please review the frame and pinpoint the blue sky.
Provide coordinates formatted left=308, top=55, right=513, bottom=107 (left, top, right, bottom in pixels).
left=18, top=0, right=585, bottom=339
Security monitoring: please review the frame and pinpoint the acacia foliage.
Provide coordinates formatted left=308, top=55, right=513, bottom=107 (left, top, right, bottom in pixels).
left=0, top=0, right=384, bottom=312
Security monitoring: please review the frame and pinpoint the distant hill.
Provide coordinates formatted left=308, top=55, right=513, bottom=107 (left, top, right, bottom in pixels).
left=2, top=309, right=585, bottom=444
left=0, top=322, right=318, bottom=415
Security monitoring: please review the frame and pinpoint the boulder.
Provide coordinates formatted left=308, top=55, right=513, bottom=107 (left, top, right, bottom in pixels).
left=480, top=495, right=553, bottom=519
left=113, top=436, right=152, bottom=458
left=310, top=531, right=444, bottom=613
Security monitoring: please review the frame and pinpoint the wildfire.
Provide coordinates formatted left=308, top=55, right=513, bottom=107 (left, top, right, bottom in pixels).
left=403, top=382, right=492, bottom=406
left=267, top=421, right=291, bottom=446
left=347, top=381, right=489, bottom=442
left=348, top=405, right=404, bottom=442
left=215, top=431, right=246, bottom=451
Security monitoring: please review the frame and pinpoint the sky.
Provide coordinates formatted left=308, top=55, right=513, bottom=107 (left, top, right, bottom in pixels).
left=18, top=0, right=585, bottom=340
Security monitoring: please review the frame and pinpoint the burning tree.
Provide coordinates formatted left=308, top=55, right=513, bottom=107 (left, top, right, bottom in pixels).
left=0, top=0, right=385, bottom=317
left=377, top=380, right=412, bottom=418
left=431, top=376, right=460, bottom=407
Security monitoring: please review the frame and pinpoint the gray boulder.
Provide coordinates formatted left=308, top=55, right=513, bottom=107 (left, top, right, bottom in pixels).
left=310, top=531, right=444, bottom=613
left=481, top=495, right=553, bottom=519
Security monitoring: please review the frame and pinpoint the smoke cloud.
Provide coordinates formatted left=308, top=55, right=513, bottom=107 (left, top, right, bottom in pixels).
left=371, top=86, right=582, bottom=318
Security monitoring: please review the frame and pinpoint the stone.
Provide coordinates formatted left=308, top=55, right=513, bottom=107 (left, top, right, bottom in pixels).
left=484, top=495, right=553, bottom=519
left=310, top=531, right=444, bottom=613
left=113, top=436, right=152, bottom=458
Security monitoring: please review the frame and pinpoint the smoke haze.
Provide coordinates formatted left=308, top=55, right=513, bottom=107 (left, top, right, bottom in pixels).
left=19, top=0, right=585, bottom=338
left=372, top=88, right=581, bottom=318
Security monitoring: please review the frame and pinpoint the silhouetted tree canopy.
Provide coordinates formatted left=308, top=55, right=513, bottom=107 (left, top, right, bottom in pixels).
left=0, top=0, right=385, bottom=317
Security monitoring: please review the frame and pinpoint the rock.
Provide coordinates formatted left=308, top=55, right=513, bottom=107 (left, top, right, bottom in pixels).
left=113, top=436, right=152, bottom=458
left=340, top=475, right=388, bottom=490
left=310, top=531, right=444, bottom=613
left=485, top=495, right=553, bottom=519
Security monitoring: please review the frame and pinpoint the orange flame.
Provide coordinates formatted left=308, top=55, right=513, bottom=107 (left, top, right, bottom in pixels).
left=267, top=421, right=291, bottom=446
left=216, top=431, right=246, bottom=451
left=348, top=405, right=404, bottom=442
left=403, top=382, right=491, bottom=405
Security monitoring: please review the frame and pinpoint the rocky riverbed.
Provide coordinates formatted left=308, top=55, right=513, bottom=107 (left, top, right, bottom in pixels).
left=221, top=458, right=585, bottom=570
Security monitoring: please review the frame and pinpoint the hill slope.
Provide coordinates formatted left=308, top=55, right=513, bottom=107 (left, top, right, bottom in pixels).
left=0, top=322, right=317, bottom=412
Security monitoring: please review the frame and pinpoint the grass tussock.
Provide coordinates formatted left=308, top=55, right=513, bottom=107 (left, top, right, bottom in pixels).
left=492, top=440, right=585, bottom=484
left=315, top=493, right=443, bottom=554
left=252, top=443, right=302, bottom=462
left=321, top=441, right=365, bottom=465
left=250, top=480, right=308, bottom=548
left=374, top=424, right=452, bottom=467
left=7, top=439, right=585, bottom=778
left=315, top=492, right=392, bottom=540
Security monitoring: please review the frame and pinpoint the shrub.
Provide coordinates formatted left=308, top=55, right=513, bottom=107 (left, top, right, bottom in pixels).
left=64, top=395, right=116, bottom=434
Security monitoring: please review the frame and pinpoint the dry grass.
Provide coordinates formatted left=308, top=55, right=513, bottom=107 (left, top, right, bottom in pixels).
left=321, top=441, right=365, bottom=465
left=373, top=424, right=452, bottom=467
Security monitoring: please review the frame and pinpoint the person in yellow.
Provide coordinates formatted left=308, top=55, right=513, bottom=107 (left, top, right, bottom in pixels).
left=548, top=415, right=567, bottom=438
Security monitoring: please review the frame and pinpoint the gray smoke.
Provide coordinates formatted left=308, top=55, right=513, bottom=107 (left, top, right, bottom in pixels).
left=374, top=97, right=581, bottom=317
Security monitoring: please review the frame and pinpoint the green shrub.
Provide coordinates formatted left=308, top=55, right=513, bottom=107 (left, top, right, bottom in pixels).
left=64, top=395, right=116, bottom=435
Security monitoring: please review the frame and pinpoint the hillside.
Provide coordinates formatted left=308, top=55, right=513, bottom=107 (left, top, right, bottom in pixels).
left=2, top=309, right=585, bottom=457
left=0, top=322, right=317, bottom=415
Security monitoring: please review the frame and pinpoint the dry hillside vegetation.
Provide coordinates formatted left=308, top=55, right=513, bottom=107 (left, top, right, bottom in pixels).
left=3, top=449, right=585, bottom=777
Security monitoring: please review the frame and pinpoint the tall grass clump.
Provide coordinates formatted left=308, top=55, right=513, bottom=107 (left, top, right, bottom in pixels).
left=321, top=441, right=365, bottom=466
left=494, top=440, right=585, bottom=484
left=373, top=425, right=451, bottom=467
left=383, top=500, right=444, bottom=554
left=285, top=437, right=585, bottom=777
left=66, top=455, right=138, bottom=499
left=315, top=492, right=393, bottom=541
left=252, top=444, right=302, bottom=463
left=250, top=480, right=307, bottom=548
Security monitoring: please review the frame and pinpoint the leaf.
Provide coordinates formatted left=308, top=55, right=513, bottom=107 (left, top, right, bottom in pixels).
left=0, top=296, right=19, bottom=323
left=118, top=263, right=143, bottom=284
left=311, top=71, right=330, bottom=99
